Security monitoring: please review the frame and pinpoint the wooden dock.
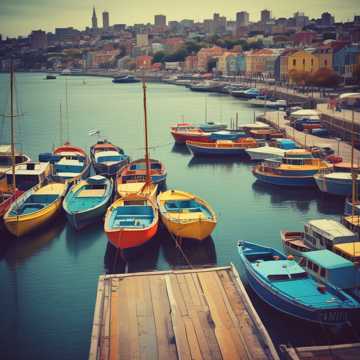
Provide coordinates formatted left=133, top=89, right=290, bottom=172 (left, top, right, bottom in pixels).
left=280, top=342, right=360, bottom=360
left=89, top=265, right=279, bottom=360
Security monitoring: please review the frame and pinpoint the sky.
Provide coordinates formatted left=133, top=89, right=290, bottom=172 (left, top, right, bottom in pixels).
left=0, top=0, right=359, bottom=38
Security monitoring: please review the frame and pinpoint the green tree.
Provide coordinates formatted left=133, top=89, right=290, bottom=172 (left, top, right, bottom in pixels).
left=152, top=51, right=166, bottom=64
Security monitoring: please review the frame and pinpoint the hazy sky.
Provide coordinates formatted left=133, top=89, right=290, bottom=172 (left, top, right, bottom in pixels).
left=0, top=0, right=359, bottom=38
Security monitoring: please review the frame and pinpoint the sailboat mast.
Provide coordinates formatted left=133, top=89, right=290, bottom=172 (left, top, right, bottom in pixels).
left=142, top=79, right=151, bottom=184
left=65, top=78, right=70, bottom=143
left=351, top=109, right=358, bottom=217
left=10, top=61, right=16, bottom=192
left=59, top=103, right=63, bottom=145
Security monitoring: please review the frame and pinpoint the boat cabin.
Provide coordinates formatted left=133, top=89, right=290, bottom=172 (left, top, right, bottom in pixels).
left=304, top=219, right=358, bottom=250
left=333, top=242, right=360, bottom=263
left=300, top=250, right=358, bottom=290
left=0, top=145, right=30, bottom=172
left=94, top=151, right=125, bottom=164
left=5, top=162, right=51, bottom=191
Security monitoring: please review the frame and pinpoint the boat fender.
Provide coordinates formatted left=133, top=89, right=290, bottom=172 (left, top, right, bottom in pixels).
left=273, top=255, right=280, bottom=260
left=317, top=284, right=326, bottom=294
left=287, top=255, right=294, bottom=261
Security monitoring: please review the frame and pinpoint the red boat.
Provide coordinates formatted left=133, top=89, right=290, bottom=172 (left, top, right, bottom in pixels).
left=171, top=128, right=210, bottom=144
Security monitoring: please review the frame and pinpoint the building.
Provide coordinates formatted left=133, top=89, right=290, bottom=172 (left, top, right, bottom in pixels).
left=196, top=46, right=225, bottom=72
left=102, top=11, right=109, bottom=30
left=321, top=12, right=334, bottom=26
left=245, top=48, right=278, bottom=77
left=86, top=47, right=119, bottom=68
left=154, top=15, right=166, bottom=27
left=136, top=55, right=153, bottom=70
left=236, top=11, right=249, bottom=27
left=184, top=55, right=198, bottom=72
left=162, top=37, right=184, bottom=51
left=313, top=45, right=333, bottom=69
left=136, top=33, right=149, bottom=47
left=31, top=30, right=47, bottom=49
left=212, top=13, right=226, bottom=34
left=333, top=46, right=360, bottom=79
left=274, top=49, right=297, bottom=81
left=287, top=50, right=320, bottom=80
left=55, top=27, right=80, bottom=43
left=293, top=31, right=316, bottom=46
left=216, top=52, right=234, bottom=74
left=260, top=9, right=271, bottom=24
left=293, top=12, right=309, bottom=28
left=92, top=7, right=98, bottom=29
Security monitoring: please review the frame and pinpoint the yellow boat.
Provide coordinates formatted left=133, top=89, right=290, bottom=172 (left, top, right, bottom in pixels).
left=117, top=181, right=157, bottom=201
left=157, top=190, right=217, bottom=241
left=4, top=182, right=67, bottom=237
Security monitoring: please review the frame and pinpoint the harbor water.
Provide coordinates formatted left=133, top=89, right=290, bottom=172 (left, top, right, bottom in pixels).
left=0, top=74, right=355, bottom=359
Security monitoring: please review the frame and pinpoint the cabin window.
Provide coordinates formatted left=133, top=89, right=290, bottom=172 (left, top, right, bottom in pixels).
left=291, top=272, right=308, bottom=280
left=307, top=260, right=313, bottom=270
left=268, top=274, right=290, bottom=281
left=320, top=268, right=326, bottom=278
left=313, top=264, right=319, bottom=273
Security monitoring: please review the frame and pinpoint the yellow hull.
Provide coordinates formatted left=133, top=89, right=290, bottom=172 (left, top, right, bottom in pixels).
left=5, top=199, right=63, bottom=237
left=117, top=182, right=157, bottom=201
left=161, top=214, right=216, bottom=241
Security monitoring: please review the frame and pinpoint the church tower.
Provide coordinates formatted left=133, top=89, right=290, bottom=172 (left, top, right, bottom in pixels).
left=92, top=7, right=98, bottom=29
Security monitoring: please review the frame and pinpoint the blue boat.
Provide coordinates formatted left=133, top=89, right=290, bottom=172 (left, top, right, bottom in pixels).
left=63, top=175, right=113, bottom=230
left=197, top=122, right=227, bottom=132
left=238, top=241, right=360, bottom=325
left=90, top=141, right=130, bottom=177
left=314, top=172, right=360, bottom=197
left=112, top=75, right=139, bottom=83
left=253, top=149, right=333, bottom=187
left=207, top=130, right=247, bottom=141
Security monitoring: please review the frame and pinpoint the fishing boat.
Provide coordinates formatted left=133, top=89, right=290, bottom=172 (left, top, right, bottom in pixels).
left=246, top=139, right=298, bottom=161
left=0, top=174, right=22, bottom=220
left=157, top=189, right=217, bottom=241
left=281, top=219, right=358, bottom=259
left=90, top=140, right=130, bottom=177
left=50, top=143, right=91, bottom=183
left=117, top=158, right=166, bottom=185
left=63, top=175, right=113, bottom=230
left=186, top=138, right=259, bottom=157
left=116, top=181, right=157, bottom=200
left=238, top=241, right=360, bottom=325
left=300, top=249, right=360, bottom=300
left=45, top=74, right=56, bottom=80
left=5, top=161, right=51, bottom=191
left=314, top=172, right=360, bottom=197
left=0, top=145, right=31, bottom=173
left=231, top=88, right=260, bottom=99
left=252, top=149, right=333, bottom=187
left=104, top=80, right=159, bottom=252
left=112, top=74, right=140, bottom=83
left=4, top=182, right=67, bottom=237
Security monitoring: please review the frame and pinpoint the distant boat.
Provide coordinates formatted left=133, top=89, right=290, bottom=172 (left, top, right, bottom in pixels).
left=157, top=189, right=216, bottom=241
left=4, top=182, right=67, bottom=237
left=48, top=143, right=91, bottom=184
left=117, top=158, right=167, bottom=185
left=0, top=145, right=31, bottom=173
left=314, top=172, right=360, bottom=197
left=238, top=240, right=360, bottom=325
left=281, top=219, right=358, bottom=260
left=246, top=139, right=298, bottom=160
left=45, top=74, right=56, bottom=80
left=112, top=75, right=140, bottom=84
left=186, top=138, right=258, bottom=157
left=231, top=88, right=260, bottom=99
left=90, top=140, right=130, bottom=177
left=63, top=175, right=113, bottom=230
left=252, top=149, right=333, bottom=187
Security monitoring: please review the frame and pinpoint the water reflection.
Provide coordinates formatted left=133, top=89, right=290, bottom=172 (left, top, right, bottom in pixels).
left=171, top=143, right=191, bottom=155
left=187, top=156, right=245, bottom=170
left=4, top=217, right=66, bottom=268
left=65, top=222, right=104, bottom=257
left=104, top=235, right=160, bottom=274
left=252, top=181, right=344, bottom=215
left=160, top=226, right=217, bottom=268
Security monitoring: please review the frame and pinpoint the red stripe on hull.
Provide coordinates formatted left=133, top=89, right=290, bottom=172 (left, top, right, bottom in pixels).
left=171, top=132, right=211, bottom=144
left=106, top=222, right=158, bottom=250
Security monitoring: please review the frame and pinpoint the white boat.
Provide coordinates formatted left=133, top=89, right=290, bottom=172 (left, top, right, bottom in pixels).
left=0, top=144, right=31, bottom=173
left=245, top=145, right=286, bottom=160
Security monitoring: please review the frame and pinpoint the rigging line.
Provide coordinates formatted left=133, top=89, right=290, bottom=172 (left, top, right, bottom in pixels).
left=167, top=230, right=193, bottom=269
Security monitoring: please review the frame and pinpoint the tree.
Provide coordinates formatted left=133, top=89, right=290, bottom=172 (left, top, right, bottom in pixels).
left=308, top=68, right=342, bottom=87
left=184, top=41, right=201, bottom=54
left=152, top=51, right=165, bottom=64
left=288, top=69, right=311, bottom=85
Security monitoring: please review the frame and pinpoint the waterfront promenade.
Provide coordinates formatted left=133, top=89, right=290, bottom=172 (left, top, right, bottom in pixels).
left=262, top=110, right=360, bottom=163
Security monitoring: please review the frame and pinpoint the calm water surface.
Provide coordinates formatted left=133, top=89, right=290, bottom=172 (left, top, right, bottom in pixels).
left=0, top=74, right=353, bottom=359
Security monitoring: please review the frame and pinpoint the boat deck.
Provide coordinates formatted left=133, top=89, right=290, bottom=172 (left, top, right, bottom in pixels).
left=280, top=343, right=360, bottom=359
left=89, top=265, right=279, bottom=360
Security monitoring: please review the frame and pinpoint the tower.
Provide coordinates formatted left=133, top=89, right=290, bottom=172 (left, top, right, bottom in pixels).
left=103, top=11, right=110, bottom=29
left=92, top=7, right=98, bottom=29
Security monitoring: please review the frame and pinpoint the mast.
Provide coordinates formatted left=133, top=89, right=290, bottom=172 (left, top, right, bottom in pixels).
left=59, top=103, right=63, bottom=146
left=10, top=60, right=16, bottom=192
left=142, top=79, right=151, bottom=184
left=65, top=78, right=70, bottom=143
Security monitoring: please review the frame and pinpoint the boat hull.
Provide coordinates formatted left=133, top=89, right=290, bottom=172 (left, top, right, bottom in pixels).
left=160, top=215, right=216, bottom=241
left=253, top=168, right=316, bottom=187
left=93, top=160, right=128, bottom=177
left=246, top=148, right=285, bottom=161
left=187, top=143, right=247, bottom=157
left=315, top=176, right=360, bottom=197
left=106, top=222, right=158, bottom=250
left=171, top=132, right=209, bottom=144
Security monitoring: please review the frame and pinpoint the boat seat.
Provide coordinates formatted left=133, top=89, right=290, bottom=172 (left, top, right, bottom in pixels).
left=114, top=214, right=153, bottom=219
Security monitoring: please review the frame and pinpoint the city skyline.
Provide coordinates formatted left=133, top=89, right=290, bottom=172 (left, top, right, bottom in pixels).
left=1, top=0, right=360, bottom=38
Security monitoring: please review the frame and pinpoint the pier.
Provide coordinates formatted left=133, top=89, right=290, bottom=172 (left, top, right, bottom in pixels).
left=260, top=111, right=360, bottom=163
left=89, top=265, right=279, bottom=360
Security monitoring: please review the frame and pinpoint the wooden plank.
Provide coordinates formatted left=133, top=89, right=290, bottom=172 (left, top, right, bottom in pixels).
left=149, top=276, right=177, bottom=360
left=169, top=274, right=188, bottom=316
left=230, top=264, right=279, bottom=360
left=198, top=271, right=242, bottom=360
left=191, top=273, right=208, bottom=309
left=89, top=276, right=105, bottom=360
left=177, top=274, right=192, bottom=310
left=164, top=274, right=192, bottom=360
left=109, top=279, right=120, bottom=360
left=183, top=316, right=203, bottom=360
left=184, top=273, right=201, bottom=307
left=217, top=270, right=266, bottom=360
left=136, top=276, right=158, bottom=360
left=100, top=278, right=111, bottom=360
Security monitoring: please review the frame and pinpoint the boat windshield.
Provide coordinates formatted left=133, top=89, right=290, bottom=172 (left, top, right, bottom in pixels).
left=98, top=155, right=123, bottom=163
left=268, top=272, right=308, bottom=281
